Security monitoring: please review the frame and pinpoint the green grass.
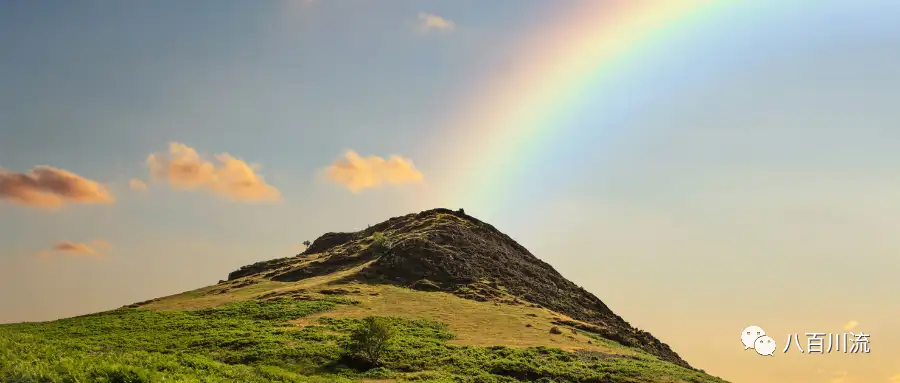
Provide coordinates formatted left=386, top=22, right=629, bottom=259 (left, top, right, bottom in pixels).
left=0, top=298, right=356, bottom=383
left=0, top=297, right=727, bottom=383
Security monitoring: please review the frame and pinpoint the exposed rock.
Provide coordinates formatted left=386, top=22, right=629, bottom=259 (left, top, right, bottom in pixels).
left=318, top=288, right=354, bottom=295
left=303, top=232, right=356, bottom=255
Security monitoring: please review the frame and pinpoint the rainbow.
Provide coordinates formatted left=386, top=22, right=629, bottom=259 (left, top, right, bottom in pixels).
left=430, top=1, right=749, bottom=216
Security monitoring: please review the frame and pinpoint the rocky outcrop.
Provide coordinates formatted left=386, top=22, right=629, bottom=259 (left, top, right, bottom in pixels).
left=226, top=208, right=694, bottom=369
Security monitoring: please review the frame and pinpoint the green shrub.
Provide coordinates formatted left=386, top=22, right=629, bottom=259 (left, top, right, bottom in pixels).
left=371, top=232, right=393, bottom=255
left=348, top=317, right=395, bottom=366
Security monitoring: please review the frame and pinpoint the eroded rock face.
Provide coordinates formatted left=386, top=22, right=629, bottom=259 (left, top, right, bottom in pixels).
left=228, top=257, right=296, bottom=280
left=303, top=232, right=356, bottom=255
left=226, top=208, right=694, bottom=369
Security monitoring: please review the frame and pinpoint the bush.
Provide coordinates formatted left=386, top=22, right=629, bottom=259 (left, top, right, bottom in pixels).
left=371, top=232, right=393, bottom=255
left=349, top=317, right=395, bottom=366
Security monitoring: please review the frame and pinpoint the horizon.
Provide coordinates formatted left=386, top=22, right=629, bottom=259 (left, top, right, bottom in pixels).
left=2, top=1, right=898, bottom=382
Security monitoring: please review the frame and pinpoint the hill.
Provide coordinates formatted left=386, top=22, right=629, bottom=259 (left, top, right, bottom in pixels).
left=0, top=208, right=729, bottom=383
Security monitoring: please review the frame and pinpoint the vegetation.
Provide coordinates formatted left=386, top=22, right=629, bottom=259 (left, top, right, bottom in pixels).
left=0, top=298, right=354, bottom=383
left=348, top=316, right=396, bottom=366
left=371, top=231, right=392, bottom=255
left=0, top=294, right=727, bottom=383
left=0, top=209, right=730, bottom=382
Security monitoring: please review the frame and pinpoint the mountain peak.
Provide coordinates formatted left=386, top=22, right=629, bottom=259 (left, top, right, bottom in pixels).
left=227, top=208, right=693, bottom=369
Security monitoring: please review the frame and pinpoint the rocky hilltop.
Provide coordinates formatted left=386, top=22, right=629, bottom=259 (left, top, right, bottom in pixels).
left=227, top=208, right=693, bottom=370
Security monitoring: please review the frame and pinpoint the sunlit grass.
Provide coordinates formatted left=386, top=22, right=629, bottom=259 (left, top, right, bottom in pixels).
left=1, top=292, right=728, bottom=382
left=292, top=283, right=642, bottom=356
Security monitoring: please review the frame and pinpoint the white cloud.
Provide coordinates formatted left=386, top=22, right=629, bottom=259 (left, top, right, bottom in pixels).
left=418, top=12, right=455, bottom=31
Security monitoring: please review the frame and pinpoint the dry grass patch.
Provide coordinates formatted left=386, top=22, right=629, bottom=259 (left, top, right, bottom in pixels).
left=138, top=279, right=287, bottom=311
left=139, top=260, right=377, bottom=312
left=294, top=283, right=639, bottom=356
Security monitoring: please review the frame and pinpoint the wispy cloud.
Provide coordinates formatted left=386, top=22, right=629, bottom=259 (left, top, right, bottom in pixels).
left=129, top=178, right=148, bottom=192
left=829, top=371, right=848, bottom=383
left=417, top=12, right=455, bottom=31
left=146, top=142, right=281, bottom=203
left=38, top=240, right=111, bottom=258
left=889, top=373, right=900, bottom=383
left=0, top=166, right=114, bottom=208
left=843, top=320, right=859, bottom=331
left=324, top=150, right=424, bottom=193
left=54, top=242, right=98, bottom=255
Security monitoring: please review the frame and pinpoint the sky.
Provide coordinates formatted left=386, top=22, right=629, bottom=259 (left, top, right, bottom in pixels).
left=1, top=1, right=898, bottom=382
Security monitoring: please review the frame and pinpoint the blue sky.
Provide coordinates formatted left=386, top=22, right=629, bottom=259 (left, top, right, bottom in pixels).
left=2, top=2, right=899, bottom=382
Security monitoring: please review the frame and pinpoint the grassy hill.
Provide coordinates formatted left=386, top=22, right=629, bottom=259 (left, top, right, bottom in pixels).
left=0, top=209, right=730, bottom=383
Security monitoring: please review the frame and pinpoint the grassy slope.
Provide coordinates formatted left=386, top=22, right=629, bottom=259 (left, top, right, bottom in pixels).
left=1, top=269, right=729, bottom=383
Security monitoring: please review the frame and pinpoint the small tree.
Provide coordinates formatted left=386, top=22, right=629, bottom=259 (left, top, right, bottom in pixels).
left=302, top=240, right=311, bottom=249
left=349, top=316, right=395, bottom=366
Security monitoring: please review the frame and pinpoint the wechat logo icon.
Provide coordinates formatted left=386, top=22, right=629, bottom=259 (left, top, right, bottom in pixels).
left=741, top=325, right=776, bottom=357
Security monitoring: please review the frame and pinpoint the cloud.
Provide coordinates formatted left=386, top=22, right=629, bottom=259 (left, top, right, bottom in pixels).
left=0, top=166, right=114, bottom=208
left=38, top=240, right=110, bottom=258
left=417, top=12, right=455, bottom=31
left=890, top=374, right=900, bottom=383
left=129, top=178, right=148, bottom=192
left=843, top=320, right=859, bottom=331
left=324, top=150, right=424, bottom=193
left=54, top=242, right=98, bottom=255
left=829, top=371, right=848, bottom=383
left=146, top=142, right=281, bottom=203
